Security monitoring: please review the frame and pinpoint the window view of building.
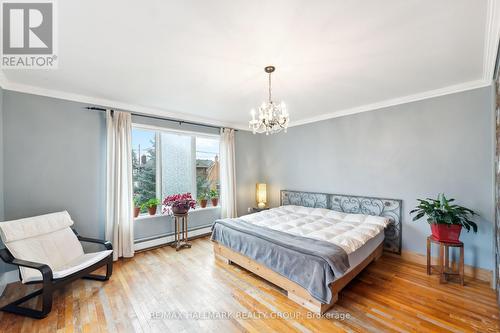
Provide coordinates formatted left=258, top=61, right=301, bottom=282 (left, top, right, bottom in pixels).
left=132, top=126, right=220, bottom=214
left=196, top=137, right=220, bottom=206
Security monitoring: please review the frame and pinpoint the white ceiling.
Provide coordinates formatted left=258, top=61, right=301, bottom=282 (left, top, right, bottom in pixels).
left=1, top=0, right=499, bottom=129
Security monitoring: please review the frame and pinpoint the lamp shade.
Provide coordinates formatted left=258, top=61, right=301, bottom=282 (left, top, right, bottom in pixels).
left=256, top=183, right=267, bottom=208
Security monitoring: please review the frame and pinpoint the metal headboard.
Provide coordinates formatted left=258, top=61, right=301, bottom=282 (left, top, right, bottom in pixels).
left=280, top=190, right=402, bottom=254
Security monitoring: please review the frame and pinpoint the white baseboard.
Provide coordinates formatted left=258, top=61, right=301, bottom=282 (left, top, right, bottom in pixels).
left=134, top=226, right=212, bottom=251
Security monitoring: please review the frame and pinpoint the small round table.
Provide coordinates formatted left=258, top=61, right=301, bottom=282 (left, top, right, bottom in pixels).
left=171, top=213, right=192, bottom=251
left=426, top=236, right=464, bottom=285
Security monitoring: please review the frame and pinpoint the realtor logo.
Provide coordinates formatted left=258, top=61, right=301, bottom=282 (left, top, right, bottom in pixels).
left=1, top=0, right=57, bottom=68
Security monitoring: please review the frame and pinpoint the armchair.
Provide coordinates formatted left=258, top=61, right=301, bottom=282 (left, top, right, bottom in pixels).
left=0, top=211, right=113, bottom=319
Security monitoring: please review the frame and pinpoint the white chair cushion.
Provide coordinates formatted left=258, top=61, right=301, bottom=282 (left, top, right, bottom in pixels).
left=0, top=211, right=75, bottom=243
left=0, top=211, right=110, bottom=284
left=23, top=250, right=113, bottom=283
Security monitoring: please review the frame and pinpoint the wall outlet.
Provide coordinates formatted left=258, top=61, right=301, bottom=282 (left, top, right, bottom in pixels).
left=247, top=207, right=252, bottom=213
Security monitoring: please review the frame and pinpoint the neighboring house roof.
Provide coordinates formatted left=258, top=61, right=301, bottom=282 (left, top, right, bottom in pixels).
left=196, top=159, right=213, bottom=168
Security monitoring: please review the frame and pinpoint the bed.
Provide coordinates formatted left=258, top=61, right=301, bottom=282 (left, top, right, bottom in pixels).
left=211, top=190, right=402, bottom=314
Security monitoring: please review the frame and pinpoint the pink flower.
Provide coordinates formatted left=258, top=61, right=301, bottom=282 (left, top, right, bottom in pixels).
left=162, top=193, right=196, bottom=215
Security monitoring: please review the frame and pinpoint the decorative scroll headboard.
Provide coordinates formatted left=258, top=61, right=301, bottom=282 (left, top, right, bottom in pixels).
left=280, top=190, right=402, bottom=254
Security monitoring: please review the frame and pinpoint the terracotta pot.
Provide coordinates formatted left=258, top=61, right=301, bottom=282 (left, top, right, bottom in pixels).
left=200, top=199, right=208, bottom=208
left=431, top=224, right=462, bottom=243
left=148, top=205, right=157, bottom=216
left=211, top=198, right=218, bottom=207
left=134, top=207, right=140, bottom=218
left=172, top=205, right=189, bottom=215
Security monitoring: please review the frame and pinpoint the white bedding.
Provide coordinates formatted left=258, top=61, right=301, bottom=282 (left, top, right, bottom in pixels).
left=239, top=205, right=390, bottom=254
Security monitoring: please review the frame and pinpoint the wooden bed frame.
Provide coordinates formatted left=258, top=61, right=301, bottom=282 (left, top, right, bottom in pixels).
left=213, top=241, right=383, bottom=314
left=212, top=190, right=401, bottom=314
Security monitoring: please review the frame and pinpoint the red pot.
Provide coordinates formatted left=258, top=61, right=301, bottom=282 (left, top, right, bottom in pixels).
left=200, top=199, right=208, bottom=208
left=431, top=224, right=462, bottom=243
left=211, top=198, right=218, bottom=207
left=172, top=205, right=189, bottom=215
left=134, top=207, right=140, bottom=218
left=148, top=205, right=157, bottom=216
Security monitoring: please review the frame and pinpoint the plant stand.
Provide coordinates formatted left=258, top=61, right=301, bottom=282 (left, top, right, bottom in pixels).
left=171, top=213, right=191, bottom=251
left=426, top=236, right=464, bottom=285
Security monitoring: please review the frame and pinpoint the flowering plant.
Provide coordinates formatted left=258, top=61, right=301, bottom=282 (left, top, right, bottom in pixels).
left=162, top=192, right=196, bottom=215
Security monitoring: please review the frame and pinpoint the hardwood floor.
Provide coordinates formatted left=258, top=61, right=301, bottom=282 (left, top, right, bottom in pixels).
left=0, top=236, right=498, bottom=332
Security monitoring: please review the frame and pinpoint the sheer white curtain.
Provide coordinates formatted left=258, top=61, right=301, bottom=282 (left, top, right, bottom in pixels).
left=105, top=110, right=134, bottom=260
left=220, top=128, right=237, bottom=218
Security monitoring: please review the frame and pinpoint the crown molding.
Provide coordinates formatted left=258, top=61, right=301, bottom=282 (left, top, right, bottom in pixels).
left=288, top=79, right=492, bottom=128
left=0, top=78, right=247, bottom=131
left=484, top=0, right=500, bottom=81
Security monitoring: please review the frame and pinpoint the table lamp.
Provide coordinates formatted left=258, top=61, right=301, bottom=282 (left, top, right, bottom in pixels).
left=256, top=183, right=267, bottom=209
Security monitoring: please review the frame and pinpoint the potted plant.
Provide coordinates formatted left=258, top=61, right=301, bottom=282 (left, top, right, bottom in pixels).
left=209, top=189, right=219, bottom=207
left=143, top=198, right=160, bottom=216
left=410, top=193, right=478, bottom=243
left=198, top=192, right=208, bottom=208
left=133, top=196, right=141, bottom=218
left=162, top=193, right=196, bottom=215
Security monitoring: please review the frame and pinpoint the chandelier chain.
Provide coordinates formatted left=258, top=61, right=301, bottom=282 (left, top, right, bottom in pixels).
left=268, top=72, right=272, bottom=103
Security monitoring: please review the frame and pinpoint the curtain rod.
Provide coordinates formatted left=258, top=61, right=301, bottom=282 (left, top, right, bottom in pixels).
left=85, top=106, right=237, bottom=131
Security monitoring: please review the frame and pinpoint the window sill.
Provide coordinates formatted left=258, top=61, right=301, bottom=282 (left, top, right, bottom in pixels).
left=134, top=206, right=220, bottom=221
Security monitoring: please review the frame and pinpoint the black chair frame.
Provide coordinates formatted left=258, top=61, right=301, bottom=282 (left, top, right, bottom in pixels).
left=0, top=229, right=113, bottom=319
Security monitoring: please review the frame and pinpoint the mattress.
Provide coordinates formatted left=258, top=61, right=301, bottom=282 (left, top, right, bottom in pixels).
left=346, top=229, right=384, bottom=268
left=239, top=205, right=390, bottom=255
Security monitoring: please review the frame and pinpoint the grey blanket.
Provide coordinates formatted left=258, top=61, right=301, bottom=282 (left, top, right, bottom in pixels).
left=211, top=218, right=350, bottom=303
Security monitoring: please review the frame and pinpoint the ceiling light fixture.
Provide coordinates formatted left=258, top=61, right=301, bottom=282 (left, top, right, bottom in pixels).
left=249, top=66, right=289, bottom=135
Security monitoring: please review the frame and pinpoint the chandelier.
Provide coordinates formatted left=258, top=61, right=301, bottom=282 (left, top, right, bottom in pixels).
left=249, top=66, right=289, bottom=135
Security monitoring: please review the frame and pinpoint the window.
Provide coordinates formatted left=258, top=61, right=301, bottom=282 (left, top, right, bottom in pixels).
left=196, top=136, right=220, bottom=205
left=132, top=126, right=220, bottom=214
left=132, top=128, right=157, bottom=208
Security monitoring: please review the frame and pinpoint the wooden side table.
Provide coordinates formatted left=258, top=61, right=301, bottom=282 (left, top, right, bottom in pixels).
left=426, top=236, right=464, bottom=285
left=171, top=213, right=191, bottom=251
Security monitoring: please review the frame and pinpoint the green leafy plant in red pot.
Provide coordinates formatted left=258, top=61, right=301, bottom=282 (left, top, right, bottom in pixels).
left=143, top=198, right=160, bottom=216
left=198, top=192, right=208, bottom=208
left=209, top=189, right=219, bottom=207
left=133, top=196, right=142, bottom=218
left=410, top=194, right=478, bottom=243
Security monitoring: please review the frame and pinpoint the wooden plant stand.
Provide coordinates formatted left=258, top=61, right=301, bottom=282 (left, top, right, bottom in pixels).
left=426, top=236, right=464, bottom=285
left=171, top=213, right=191, bottom=251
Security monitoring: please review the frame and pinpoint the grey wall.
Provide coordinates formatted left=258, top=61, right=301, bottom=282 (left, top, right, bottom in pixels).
left=235, top=130, right=262, bottom=216
left=256, top=86, right=494, bottom=270
left=0, top=86, right=5, bottom=285
left=0, top=86, right=4, bottom=222
left=2, top=91, right=107, bottom=238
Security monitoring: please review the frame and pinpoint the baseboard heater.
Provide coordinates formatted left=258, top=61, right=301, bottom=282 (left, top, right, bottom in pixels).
left=134, top=224, right=213, bottom=251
